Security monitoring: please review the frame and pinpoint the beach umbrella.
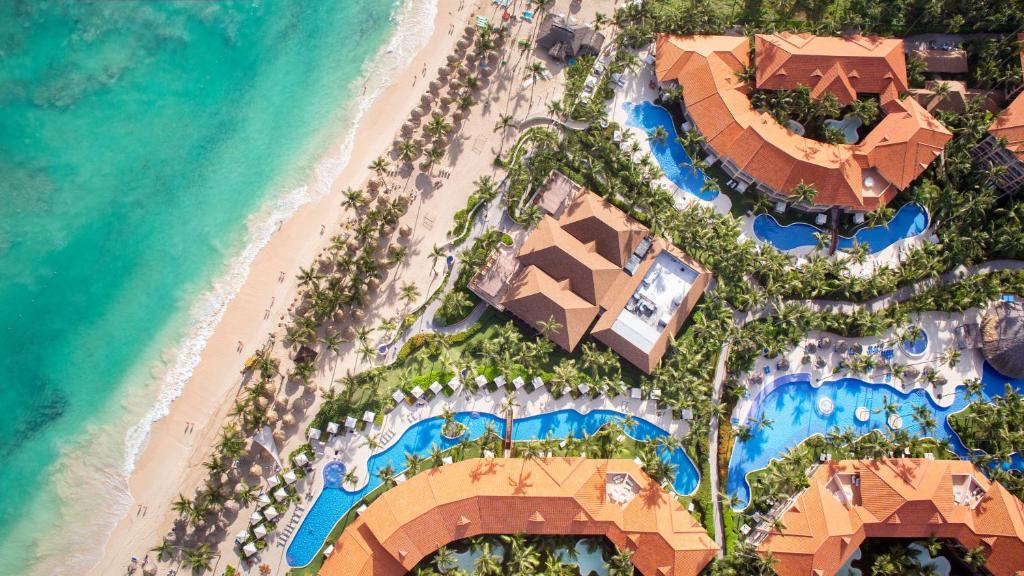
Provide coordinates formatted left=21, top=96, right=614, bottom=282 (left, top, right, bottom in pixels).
left=447, top=54, right=460, bottom=63
left=399, top=225, right=412, bottom=237
left=243, top=542, right=258, bottom=557
left=249, top=464, right=263, bottom=477
left=283, top=470, right=298, bottom=484
left=818, top=337, right=832, bottom=349
left=352, top=309, right=365, bottom=321
left=464, top=25, right=476, bottom=37
left=342, top=325, right=357, bottom=340
left=249, top=510, right=263, bottom=525
left=282, top=414, right=296, bottom=427
left=263, top=505, right=279, bottom=520
left=263, top=381, right=279, bottom=397
left=272, top=429, right=286, bottom=444
left=456, top=39, right=469, bottom=50
left=904, top=366, right=921, bottom=379
left=835, top=341, right=849, bottom=354
left=294, top=452, right=309, bottom=467
left=438, top=65, right=451, bottom=76
left=224, top=500, right=240, bottom=513
left=274, top=487, right=288, bottom=501
left=142, top=560, right=157, bottom=576
left=266, top=409, right=279, bottom=425
left=253, top=523, right=268, bottom=539
left=428, top=80, right=441, bottom=94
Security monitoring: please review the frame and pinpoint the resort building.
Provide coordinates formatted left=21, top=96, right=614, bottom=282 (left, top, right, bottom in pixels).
left=655, top=33, right=952, bottom=212
left=319, top=457, right=718, bottom=576
left=469, top=171, right=711, bottom=374
left=756, top=459, right=1024, bottom=576
left=536, top=13, right=605, bottom=62
left=974, top=94, right=1024, bottom=195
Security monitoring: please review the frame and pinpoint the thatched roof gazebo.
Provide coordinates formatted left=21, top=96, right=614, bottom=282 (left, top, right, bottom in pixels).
left=982, top=300, right=1024, bottom=378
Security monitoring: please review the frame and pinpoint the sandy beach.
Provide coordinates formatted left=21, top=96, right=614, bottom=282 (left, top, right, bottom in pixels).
left=87, top=0, right=625, bottom=572
left=89, top=1, right=477, bottom=573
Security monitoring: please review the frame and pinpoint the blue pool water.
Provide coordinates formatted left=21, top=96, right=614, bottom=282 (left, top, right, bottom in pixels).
left=753, top=203, right=929, bottom=254
left=286, top=409, right=699, bottom=567
left=322, top=462, right=346, bottom=490
left=823, top=115, right=864, bottom=144
left=727, top=363, right=1024, bottom=508
left=623, top=102, right=716, bottom=201
left=902, top=329, right=929, bottom=357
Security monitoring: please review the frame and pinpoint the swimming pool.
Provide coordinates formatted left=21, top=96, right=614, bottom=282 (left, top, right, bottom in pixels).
left=823, top=114, right=863, bottom=144
left=752, top=203, right=929, bottom=254
left=727, top=363, right=1024, bottom=508
left=623, top=101, right=716, bottom=201
left=286, top=408, right=700, bottom=567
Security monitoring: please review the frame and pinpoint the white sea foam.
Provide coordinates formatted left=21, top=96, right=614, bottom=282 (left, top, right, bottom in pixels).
left=34, top=1, right=441, bottom=574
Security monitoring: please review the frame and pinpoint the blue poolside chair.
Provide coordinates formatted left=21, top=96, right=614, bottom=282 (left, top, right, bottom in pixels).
left=763, top=366, right=771, bottom=375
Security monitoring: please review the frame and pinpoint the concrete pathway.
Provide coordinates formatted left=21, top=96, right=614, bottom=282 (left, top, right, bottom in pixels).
left=708, top=338, right=732, bottom=555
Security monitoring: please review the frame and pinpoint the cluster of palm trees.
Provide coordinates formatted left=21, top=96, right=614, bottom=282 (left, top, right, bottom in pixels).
left=412, top=534, right=636, bottom=576
left=950, top=383, right=1024, bottom=499
left=860, top=537, right=988, bottom=575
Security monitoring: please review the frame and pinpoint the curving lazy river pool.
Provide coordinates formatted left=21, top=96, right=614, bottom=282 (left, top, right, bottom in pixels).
left=286, top=408, right=700, bottom=567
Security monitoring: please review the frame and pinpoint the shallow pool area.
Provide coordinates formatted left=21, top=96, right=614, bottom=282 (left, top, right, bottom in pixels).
left=727, top=363, right=1024, bottom=508
left=823, top=114, right=863, bottom=144
left=752, top=203, right=929, bottom=254
left=623, top=101, right=716, bottom=201
left=286, top=409, right=699, bottom=567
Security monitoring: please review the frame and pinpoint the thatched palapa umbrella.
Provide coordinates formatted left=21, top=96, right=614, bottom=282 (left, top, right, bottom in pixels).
left=249, top=463, right=264, bottom=477
left=982, top=301, right=1024, bottom=378
left=399, top=224, right=413, bottom=237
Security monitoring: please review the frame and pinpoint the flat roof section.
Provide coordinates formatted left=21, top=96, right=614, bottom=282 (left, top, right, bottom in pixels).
left=609, top=251, right=698, bottom=354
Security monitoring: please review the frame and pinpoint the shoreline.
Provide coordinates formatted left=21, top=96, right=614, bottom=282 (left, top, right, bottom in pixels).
left=85, top=1, right=469, bottom=573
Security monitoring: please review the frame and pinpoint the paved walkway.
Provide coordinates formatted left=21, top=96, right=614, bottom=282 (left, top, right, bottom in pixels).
left=708, top=337, right=731, bottom=555
left=737, top=259, right=1024, bottom=325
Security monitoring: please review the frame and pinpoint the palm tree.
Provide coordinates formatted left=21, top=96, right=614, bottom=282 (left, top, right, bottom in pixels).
left=171, top=494, right=193, bottom=519
left=648, top=125, right=669, bottom=144
left=789, top=181, right=818, bottom=206
left=376, top=463, right=396, bottom=487
left=536, top=315, right=563, bottom=339
left=527, top=61, right=546, bottom=106
left=964, top=546, right=988, bottom=569
left=865, top=205, right=895, bottom=228
left=433, top=545, right=458, bottom=573
left=425, top=113, right=452, bottom=141
left=341, top=187, right=364, bottom=211
left=607, top=548, right=635, bottom=576
left=369, top=155, right=390, bottom=184
left=150, top=540, right=176, bottom=562
left=421, top=145, right=446, bottom=174
left=182, top=543, right=214, bottom=572
left=473, top=542, right=502, bottom=575
left=405, top=451, right=424, bottom=475
left=397, top=140, right=418, bottom=165
left=494, top=113, right=516, bottom=154
left=547, top=99, right=564, bottom=118
left=399, top=281, right=420, bottom=308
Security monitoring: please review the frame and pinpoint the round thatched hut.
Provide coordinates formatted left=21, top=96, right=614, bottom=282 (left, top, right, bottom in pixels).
left=982, top=301, right=1024, bottom=378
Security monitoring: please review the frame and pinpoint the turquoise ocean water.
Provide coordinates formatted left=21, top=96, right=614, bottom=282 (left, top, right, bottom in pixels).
left=0, top=1, right=413, bottom=572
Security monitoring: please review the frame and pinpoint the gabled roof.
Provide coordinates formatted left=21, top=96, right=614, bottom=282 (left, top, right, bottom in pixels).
left=320, top=458, right=718, bottom=576
left=502, top=265, right=598, bottom=351
left=755, top=33, right=909, bottom=101
left=517, top=216, right=622, bottom=306
left=989, top=94, right=1024, bottom=162
left=655, top=34, right=951, bottom=210
left=759, top=459, right=1024, bottom=576
left=559, top=192, right=648, bottom=266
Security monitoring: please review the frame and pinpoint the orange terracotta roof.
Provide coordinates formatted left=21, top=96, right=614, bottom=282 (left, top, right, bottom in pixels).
left=319, top=458, right=718, bottom=576
left=755, top=33, right=909, bottom=103
left=989, top=94, right=1024, bottom=161
left=656, top=34, right=951, bottom=210
left=560, top=192, right=648, bottom=267
left=516, top=216, right=622, bottom=306
left=475, top=173, right=710, bottom=373
left=759, top=459, right=1024, bottom=576
left=502, top=265, right=598, bottom=351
